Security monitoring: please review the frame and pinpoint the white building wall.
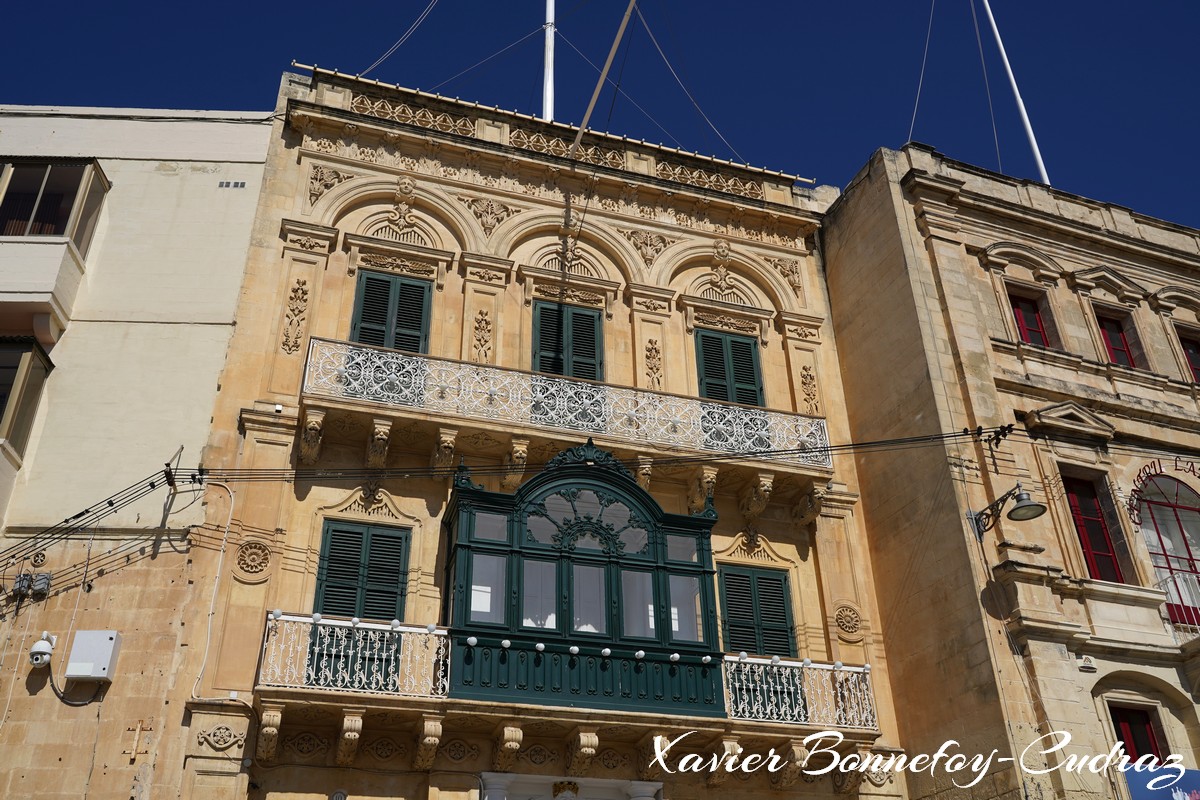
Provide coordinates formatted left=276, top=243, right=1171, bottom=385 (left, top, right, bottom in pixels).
left=0, top=107, right=270, bottom=531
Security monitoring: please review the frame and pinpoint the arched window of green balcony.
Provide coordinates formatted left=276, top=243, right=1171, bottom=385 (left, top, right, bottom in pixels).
left=444, top=439, right=724, bottom=716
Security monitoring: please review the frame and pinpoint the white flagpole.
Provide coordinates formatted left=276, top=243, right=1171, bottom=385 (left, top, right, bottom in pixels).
left=980, top=0, right=1050, bottom=185
left=542, top=0, right=555, bottom=121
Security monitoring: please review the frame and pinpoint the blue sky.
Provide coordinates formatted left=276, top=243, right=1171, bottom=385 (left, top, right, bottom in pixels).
left=4, top=2, right=1198, bottom=229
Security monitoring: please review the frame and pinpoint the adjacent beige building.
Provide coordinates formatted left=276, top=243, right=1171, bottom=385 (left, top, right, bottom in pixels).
left=0, top=106, right=269, bottom=796
left=4, top=71, right=1200, bottom=800
left=824, top=144, right=1200, bottom=799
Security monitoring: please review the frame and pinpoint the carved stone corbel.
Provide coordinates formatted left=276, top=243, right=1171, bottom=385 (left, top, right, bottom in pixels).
left=366, top=418, right=392, bottom=469
left=256, top=704, right=284, bottom=762
left=769, top=741, right=810, bottom=790
left=336, top=708, right=364, bottom=766
left=414, top=714, right=443, bottom=770
left=688, top=466, right=720, bottom=515
left=739, top=472, right=775, bottom=546
left=636, top=733, right=663, bottom=781
left=793, top=482, right=829, bottom=533
left=501, top=438, right=529, bottom=491
left=492, top=721, right=523, bottom=771
left=299, top=409, right=325, bottom=465
left=567, top=727, right=599, bottom=776
left=636, top=456, right=653, bottom=491
left=431, top=428, right=458, bottom=471
left=706, top=737, right=739, bottom=787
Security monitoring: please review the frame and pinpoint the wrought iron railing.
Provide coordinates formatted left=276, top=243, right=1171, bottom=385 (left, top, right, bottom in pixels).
left=257, top=613, right=449, bottom=697
left=303, top=338, right=831, bottom=467
left=723, top=655, right=878, bottom=730
left=1156, top=572, right=1200, bottom=646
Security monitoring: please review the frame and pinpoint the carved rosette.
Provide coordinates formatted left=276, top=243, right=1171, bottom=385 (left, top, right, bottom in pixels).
left=198, top=725, right=246, bottom=751
left=235, top=541, right=271, bottom=575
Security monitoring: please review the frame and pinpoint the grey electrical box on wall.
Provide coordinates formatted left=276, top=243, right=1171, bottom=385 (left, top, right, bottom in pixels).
left=64, top=630, right=121, bottom=682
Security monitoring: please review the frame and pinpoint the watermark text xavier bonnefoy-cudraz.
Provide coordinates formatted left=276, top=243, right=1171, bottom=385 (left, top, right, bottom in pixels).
left=649, top=730, right=1186, bottom=790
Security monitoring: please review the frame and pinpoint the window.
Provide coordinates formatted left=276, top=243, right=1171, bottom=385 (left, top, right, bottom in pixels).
left=1064, top=477, right=1124, bottom=583
left=718, top=565, right=795, bottom=657
left=532, top=301, right=603, bottom=380
left=447, top=442, right=715, bottom=649
left=0, top=338, right=52, bottom=459
left=1178, top=330, right=1200, bottom=383
left=1110, top=706, right=1162, bottom=760
left=0, top=160, right=108, bottom=257
left=695, top=329, right=763, bottom=406
left=350, top=270, right=431, bottom=354
left=1096, top=312, right=1141, bottom=368
left=315, top=520, right=411, bottom=620
left=1009, top=292, right=1051, bottom=347
left=1138, top=476, right=1200, bottom=626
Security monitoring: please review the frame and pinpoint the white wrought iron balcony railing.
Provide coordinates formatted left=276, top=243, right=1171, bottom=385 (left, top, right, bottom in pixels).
left=723, top=655, right=878, bottom=730
left=303, top=338, right=832, bottom=468
left=1156, top=572, right=1200, bottom=647
left=257, top=613, right=450, bottom=698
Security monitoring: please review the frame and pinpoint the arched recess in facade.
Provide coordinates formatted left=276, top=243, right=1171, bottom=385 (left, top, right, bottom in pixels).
left=978, top=241, right=1067, bottom=282
left=312, top=176, right=484, bottom=254
left=494, top=210, right=644, bottom=288
left=654, top=241, right=802, bottom=317
left=1089, top=669, right=1200, bottom=758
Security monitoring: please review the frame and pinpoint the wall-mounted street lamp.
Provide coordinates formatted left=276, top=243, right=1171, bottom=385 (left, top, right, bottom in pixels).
left=967, top=482, right=1046, bottom=540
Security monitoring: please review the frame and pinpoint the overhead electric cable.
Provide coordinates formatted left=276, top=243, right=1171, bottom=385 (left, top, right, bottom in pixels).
left=968, top=0, right=1003, bottom=172
left=908, top=0, right=937, bottom=143
left=361, top=0, right=440, bottom=77
left=633, top=6, right=745, bottom=164
left=556, top=30, right=683, bottom=148
left=429, top=26, right=545, bottom=94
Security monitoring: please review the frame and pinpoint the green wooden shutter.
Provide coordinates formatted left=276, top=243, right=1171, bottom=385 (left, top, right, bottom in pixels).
left=533, top=302, right=603, bottom=380
left=315, top=521, right=410, bottom=620
left=567, top=306, right=602, bottom=380
left=316, top=522, right=368, bottom=616
left=719, top=566, right=795, bottom=657
left=350, top=270, right=431, bottom=353
left=392, top=279, right=431, bottom=353
left=695, top=330, right=762, bottom=406
left=729, top=336, right=763, bottom=406
left=533, top=302, right=565, bottom=375
left=351, top=272, right=394, bottom=347
left=696, top=331, right=731, bottom=401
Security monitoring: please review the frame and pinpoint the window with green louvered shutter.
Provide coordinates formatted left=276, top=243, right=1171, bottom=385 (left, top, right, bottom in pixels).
left=718, top=565, right=795, bottom=657
left=350, top=270, right=432, bottom=354
left=533, top=301, right=603, bottom=380
left=315, top=520, right=411, bottom=621
left=695, top=329, right=763, bottom=406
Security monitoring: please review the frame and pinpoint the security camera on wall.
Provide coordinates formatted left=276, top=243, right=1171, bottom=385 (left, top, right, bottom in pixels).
left=29, top=632, right=55, bottom=668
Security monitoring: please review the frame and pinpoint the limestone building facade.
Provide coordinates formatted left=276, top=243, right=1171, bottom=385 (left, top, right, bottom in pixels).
left=5, top=70, right=1200, bottom=800
left=0, top=107, right=269, bottom=796
left=187, top=69, right=899, bottom=800
left=823, top=144, right=1200, bottom=799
